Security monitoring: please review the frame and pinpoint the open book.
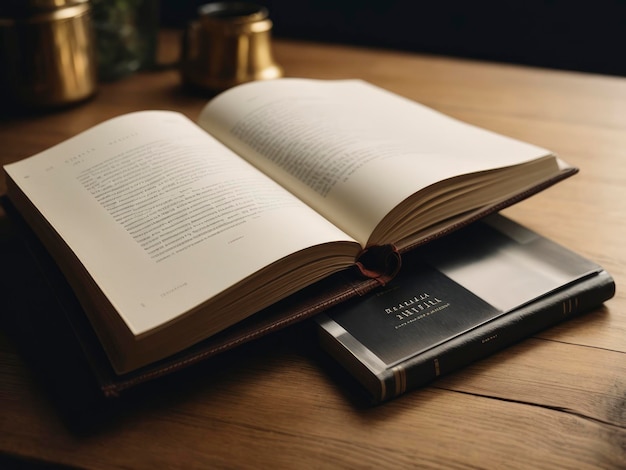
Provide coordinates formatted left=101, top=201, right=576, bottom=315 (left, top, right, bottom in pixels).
left=2, top=79, right=576, bottom=374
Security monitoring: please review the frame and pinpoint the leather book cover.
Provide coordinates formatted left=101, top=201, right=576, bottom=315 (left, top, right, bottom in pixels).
left=0, top=165, right=575, bottom=400
left=0, top=197, right=379, bottom=400
left=316, top=214, right=616, bottom=403
left=0, top=163, right=579, bottom=411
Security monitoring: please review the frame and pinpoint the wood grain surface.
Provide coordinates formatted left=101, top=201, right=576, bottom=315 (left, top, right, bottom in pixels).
left=1, top=30, right=624, bottom=469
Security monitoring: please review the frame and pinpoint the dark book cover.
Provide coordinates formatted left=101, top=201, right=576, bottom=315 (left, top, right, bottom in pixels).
left=0, top=192, right=613, bottom=424
left=0, top=196, right=381, bottom=405
left=316, top=214, right=615, bottom=403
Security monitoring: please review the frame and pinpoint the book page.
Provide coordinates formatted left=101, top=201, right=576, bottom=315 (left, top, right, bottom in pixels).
left=4, top=111, right=357, bottom=335
left=198, top=79, right=555, bottom=246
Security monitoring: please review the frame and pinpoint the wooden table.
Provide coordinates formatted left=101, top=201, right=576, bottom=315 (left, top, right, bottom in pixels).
left=1, top=31, right=625, bottom=469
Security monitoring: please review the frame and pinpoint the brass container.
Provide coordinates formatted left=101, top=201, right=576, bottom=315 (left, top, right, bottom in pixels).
left=0, top=0, right=97, bottom=107
left=181, top=2, right=283, bottom=92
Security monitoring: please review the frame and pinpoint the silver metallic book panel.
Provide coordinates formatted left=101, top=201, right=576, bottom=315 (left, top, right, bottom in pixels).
left=317, top=214, right=615, bottom=403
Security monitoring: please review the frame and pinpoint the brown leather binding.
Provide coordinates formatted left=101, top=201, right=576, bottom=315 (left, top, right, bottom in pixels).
left=0, top=166, right=578, bottom=397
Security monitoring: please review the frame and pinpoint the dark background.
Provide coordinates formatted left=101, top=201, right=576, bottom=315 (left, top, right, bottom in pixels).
left=160, top=0, right=626, bottom=76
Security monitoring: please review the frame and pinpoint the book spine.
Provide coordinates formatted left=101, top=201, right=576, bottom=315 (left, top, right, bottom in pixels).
left=379, top=271, right=615, bottom=402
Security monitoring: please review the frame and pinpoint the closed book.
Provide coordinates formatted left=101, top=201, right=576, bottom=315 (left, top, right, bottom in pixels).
left=316, top=214, right=615, bottom=403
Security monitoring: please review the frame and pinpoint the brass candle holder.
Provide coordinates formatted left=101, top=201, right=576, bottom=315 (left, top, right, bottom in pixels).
left=181, top=2, right=283, bottom=92
left=0, top=0, right=98, bottom=107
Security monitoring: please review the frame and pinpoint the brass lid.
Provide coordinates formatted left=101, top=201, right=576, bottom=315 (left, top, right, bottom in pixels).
left=198, top=2, right=269, bottom=24
left=0, top=0, right=88, bottom=17
left=27, top=0, right=89, bottom=10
